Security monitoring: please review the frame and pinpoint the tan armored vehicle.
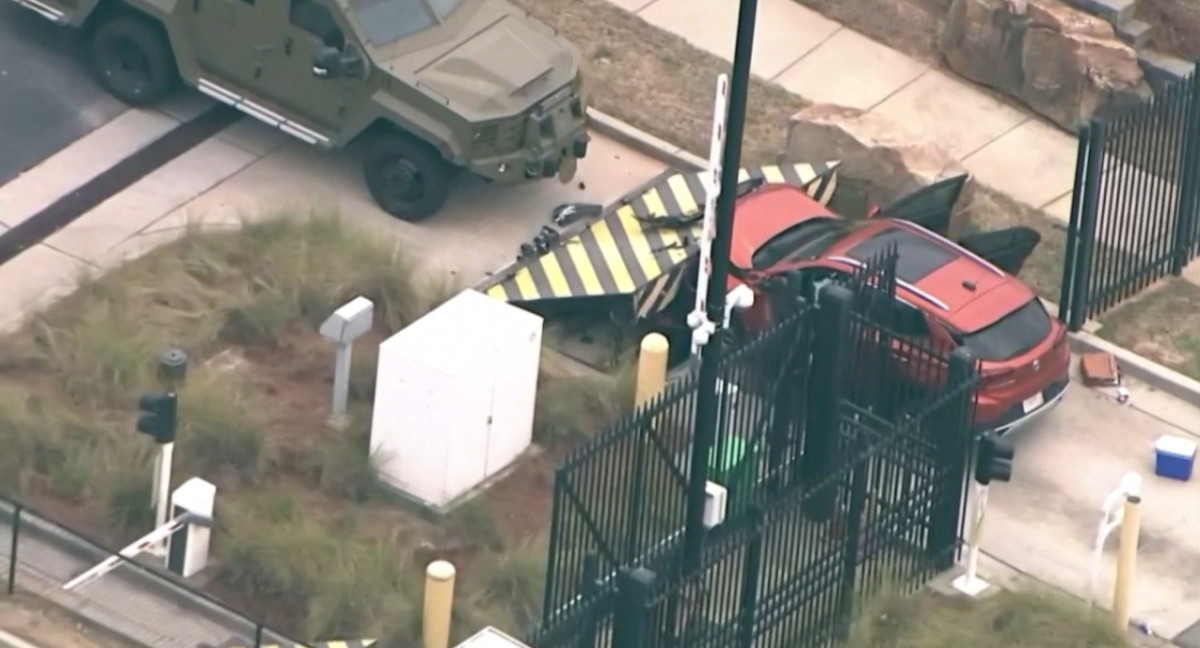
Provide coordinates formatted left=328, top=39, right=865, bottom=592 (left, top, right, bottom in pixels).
left=10, top=0, right=590, bottom=221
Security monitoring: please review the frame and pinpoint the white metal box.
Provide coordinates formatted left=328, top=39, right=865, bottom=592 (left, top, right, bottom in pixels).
left=370, top=289, right=543, bottom=508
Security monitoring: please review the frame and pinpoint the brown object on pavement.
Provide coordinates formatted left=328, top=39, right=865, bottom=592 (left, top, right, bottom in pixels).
left=1080, top=352, right=1121, bottom=386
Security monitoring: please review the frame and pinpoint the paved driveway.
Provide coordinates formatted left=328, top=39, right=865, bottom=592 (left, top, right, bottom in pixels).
left=0, top=4, right=124, bottom=187
left=981, top=368, right=1200, bottom=642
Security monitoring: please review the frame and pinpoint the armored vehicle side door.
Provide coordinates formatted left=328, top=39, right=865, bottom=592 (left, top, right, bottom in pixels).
left=255, top=0, right=368, bottom=136
left=188, top=0, right=273, bottom=89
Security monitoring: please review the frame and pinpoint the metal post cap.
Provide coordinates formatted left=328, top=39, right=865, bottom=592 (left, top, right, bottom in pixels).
left=158, top=347, right=189, bottom=385
left=426, top=560, right=456, bottom=581
left=641, top=332, right=669, bottom=353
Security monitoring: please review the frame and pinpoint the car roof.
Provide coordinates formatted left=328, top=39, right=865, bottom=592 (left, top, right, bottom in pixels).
left=822, top=220, right=1036, bottom=333
left=729, top=184, right=1037, bottom=333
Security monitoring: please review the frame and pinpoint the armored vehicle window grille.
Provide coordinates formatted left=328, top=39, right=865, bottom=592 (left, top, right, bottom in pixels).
left=290, top=0, right=346, bottom=48
left=349, top=0, right=443, bottom=44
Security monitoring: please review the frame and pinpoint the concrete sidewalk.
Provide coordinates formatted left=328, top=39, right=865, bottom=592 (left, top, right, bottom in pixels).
left=613, top=0, right=1084, bottom=223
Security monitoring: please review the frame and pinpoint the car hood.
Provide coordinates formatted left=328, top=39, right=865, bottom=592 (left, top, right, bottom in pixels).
left=380, top=6, right=576, bottom=118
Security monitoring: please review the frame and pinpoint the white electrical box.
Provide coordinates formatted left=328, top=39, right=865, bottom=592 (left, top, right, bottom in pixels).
left=454, top=626, right=534, bottom=648
left=370, top=290, right=543, bottom=509
left=704, top=481, right=728, bottom=528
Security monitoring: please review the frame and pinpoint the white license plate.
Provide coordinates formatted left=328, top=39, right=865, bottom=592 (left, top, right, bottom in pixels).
left=1022, top=392, right=1045, bottom=413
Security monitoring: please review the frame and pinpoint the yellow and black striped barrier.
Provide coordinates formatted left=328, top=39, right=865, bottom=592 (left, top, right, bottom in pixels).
left=482, top=161, right=841, bottom=319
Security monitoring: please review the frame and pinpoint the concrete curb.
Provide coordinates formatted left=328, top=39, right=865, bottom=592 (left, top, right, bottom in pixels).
left=585, top=108, right=1200, bottom=408
left=1067, top=331, right=1200, bottom=405
left=587, top=109, right=704, bottom=172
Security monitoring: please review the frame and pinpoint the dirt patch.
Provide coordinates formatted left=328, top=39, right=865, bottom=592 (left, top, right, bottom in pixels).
left=0, top=594, right=131, bottom=648
left=512, top=0, right=807, bottom=166
left=0, top=218, right=625, bottom=644
left=1096, top=277, right=1200, bottom=379
left=1139, top=0, right=1200, bottom=61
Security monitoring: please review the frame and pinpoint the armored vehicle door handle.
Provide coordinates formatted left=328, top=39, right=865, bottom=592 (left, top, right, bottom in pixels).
left=255, top=44, right=273, bottom=54
left=284, top=38, right=294, bottom=56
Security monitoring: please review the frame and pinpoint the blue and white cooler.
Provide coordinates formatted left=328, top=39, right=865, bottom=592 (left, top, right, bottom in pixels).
left=1154, top=435, right=1197, bottom=481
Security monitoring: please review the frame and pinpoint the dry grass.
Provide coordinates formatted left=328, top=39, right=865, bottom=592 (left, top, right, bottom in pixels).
left=1096, top=277, right=1200, bottom=379
left=0, top=214, right=623, bottom=643
left=846, top=588, right=1132, bottom=648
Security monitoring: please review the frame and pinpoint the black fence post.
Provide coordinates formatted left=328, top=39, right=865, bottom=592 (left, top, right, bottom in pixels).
left=541, top=469, right=566, bottom=624
left=1170, top=72, right=1200, bottom=274
left=835, top=445, right=869, bottom=641
left=1059, top=124, right=1092, bottom=323
left=612, top=567, right=657, bottom=648
left=925, top=348, right=977, bottom=569
left=253, top=623, right=263, bottom=648
left=1069, top=123, right=1107, bottom=330
left=578, top=554, right=601, bottom=648
left=801, top=284, right=853, bottom=521
left=737, top=509, right=766, bottom=648
left=7, top=504, right=20, bottom=595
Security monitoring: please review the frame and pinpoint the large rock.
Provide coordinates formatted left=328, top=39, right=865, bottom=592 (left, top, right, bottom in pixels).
left=784, top=104, right=977, bottom=239
left=940, top=0, right=1152, bottom=130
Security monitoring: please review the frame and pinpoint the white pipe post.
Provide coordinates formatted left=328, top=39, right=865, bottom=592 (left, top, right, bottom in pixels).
left=331, top=341, right=353, bottom=422
left=1089, top=473, right=1140, bottom=606
left=151, top=442, right=174, bottom=555
left=687, top=74, right=729, bottom=358
left=952, top=482, right=991, bottom=596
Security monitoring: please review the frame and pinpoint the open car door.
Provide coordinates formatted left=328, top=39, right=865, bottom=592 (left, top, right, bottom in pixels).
left=874, top=174, right=970, bottom=237
left=956, top=226, right=1042, bottom=275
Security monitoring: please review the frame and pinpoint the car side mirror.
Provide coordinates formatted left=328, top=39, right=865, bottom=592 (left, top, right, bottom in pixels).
left=312, top=45, right=364, bottom=80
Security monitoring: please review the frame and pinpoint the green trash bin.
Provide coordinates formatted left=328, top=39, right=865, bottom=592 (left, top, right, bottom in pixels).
left=707, top=435, right=758, bottom=521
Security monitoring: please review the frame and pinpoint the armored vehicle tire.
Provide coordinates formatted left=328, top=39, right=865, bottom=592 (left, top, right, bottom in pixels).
left=364, top=135, right=453, bottom=222
left=90, top=16, right=178, bottom=107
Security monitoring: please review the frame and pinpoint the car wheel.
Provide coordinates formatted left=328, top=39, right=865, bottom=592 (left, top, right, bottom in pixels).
left=90, top=16, right=178, bottom=107
left=363, top=134, right=454, bottom=222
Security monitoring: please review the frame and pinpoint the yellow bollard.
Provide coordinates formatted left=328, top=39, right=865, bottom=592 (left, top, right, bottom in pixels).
left=423, top=560, right=456, bottom=648
left=634, top=333, right=670, bottom=408
left=1111, top=494, right=1142, bottom=631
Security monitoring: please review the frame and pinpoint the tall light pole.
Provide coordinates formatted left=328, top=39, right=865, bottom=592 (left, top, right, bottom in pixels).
left=682, top=0, right=760, bottom=570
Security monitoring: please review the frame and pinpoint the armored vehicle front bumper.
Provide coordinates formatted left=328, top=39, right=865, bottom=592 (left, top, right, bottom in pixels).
left=467, top=87, right=589, bottom=183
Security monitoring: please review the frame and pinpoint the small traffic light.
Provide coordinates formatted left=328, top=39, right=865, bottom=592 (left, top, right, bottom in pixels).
left=136, top=390, right=177, bottom=444
left=974, top=431, right=1014, bottom=486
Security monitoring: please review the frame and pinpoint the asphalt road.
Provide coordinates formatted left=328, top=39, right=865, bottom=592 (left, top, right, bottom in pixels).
left=0, top=4, right=125, bottom=187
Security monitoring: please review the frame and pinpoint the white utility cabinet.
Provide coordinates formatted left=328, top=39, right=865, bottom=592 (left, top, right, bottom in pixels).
left=370, top=289, right=543, bottom=509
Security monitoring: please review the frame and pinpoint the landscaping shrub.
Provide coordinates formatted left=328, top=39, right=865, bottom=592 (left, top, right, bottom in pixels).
left=177, top=371, right=265, bottom=481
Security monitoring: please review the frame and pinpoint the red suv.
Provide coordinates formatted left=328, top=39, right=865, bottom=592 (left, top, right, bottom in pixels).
left=709, top=182, right=1069, bottom=433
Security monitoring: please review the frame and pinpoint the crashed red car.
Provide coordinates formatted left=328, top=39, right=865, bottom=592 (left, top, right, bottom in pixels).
left=703, top=180, right=1070, bottom=434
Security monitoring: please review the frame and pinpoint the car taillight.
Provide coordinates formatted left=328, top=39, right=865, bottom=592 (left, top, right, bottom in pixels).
left=981, top=367, right=1017, bottom=387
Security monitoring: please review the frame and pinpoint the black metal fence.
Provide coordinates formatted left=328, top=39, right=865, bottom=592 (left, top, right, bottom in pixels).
left=1, top=496, right=310, bottom=648
left=529, top=246, right=980, bottom=648
left=1059, top=68, right=1200, bottom=329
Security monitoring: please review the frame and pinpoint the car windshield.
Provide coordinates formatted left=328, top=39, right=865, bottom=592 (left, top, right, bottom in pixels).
left=953, top=298, right=1052, bottom=361
left=750, top=218, right=866, bottom=270
left=348, top=0, right=464, bottom=45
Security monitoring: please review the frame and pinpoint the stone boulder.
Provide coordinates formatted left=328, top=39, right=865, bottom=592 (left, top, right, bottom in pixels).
left=784, top=104, right=977, bottom=239
left=940, top=0, right=1152, bottom=130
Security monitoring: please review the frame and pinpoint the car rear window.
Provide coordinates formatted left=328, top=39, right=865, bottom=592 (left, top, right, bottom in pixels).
left=750, top=218, right=864, bottom=270
left=954, top=299, right=1052, bottom=361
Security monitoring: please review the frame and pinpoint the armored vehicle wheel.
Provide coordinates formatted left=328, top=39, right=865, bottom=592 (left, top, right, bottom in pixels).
left=90, top=16, right=178, bottom=107
left=364, top=135, right=453, bottom=222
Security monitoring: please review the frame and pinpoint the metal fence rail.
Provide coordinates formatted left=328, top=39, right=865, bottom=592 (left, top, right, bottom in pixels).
left=536, top=302, right=818, bottom=631
left=530, top=245, right=981, bottom=648
left=1, top=496, right=310, bottom=648
left=1060, top=69, right=1200, bottom=329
